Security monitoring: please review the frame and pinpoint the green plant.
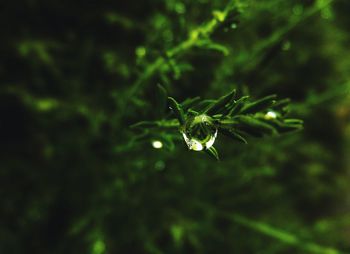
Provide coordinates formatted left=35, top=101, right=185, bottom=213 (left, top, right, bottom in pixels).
left=131, top=86, right=303, bottom=160
left=2, top=0, right=350, bottom=253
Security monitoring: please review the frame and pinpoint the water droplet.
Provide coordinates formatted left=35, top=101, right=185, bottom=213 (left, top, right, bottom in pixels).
left=152, top=140, right=163, bottom=149
left=182, top=114, right=218, bottom=151
left=205, top=131, right=217, bottom=149
left=182, top=133, right=204, bottom=151
left=264, top=111, right=277, bottom=120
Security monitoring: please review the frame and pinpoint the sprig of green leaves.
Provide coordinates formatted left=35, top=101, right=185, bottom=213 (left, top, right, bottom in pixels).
left=131, top=86, right=303, bottom=160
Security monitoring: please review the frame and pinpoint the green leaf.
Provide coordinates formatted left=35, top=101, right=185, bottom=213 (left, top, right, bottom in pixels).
left=218, top=127, right=248, bottom=144
left=205, top=146, right=220, bottom=160
left=241, top=95, right=277, bottom=114
left=227, top=96, right=249, bottom=116
left=236, top=115, right=278, bottom=135
left=284, top=119, right=304, bottom=125
left=230, top=213, right=342, bottom=254
left=263, top=118, right=303, bottom=133
left=205, top=42, right=229, bottom=56
left=168, top=97, right=186, bottom=125
left=206, top=89, right=236, bottom=115
left=228, top=96, right=249, bottom=116
left=277, top=124, right=303, bottom=133
left=130, top=121, right=159, bottom=129
left=182, top=96, right=201, bottom=110
left=196, top=39, right=229, bottom=56
left=272, top=98, right=291, bottom=111
left=130, top=132, right=152, bottom=145
left=191, top=99, right=216, bottom=112
left=187, top=109, right=199, bottom=116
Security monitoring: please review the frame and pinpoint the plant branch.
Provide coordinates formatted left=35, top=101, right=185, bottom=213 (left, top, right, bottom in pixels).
left=126, top=0, right=237, bottom=101
left=229, top=213, right=343, bottom=254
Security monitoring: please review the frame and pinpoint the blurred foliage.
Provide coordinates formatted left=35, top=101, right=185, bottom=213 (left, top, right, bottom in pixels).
left=0, top=0, right=350, bottom=253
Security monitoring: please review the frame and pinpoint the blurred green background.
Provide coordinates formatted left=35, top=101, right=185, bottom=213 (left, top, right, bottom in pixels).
left=1, top=0, right=350, bottom=253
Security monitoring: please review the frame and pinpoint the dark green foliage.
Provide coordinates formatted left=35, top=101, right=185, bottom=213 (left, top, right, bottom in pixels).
left=218, top=126, right=248, bottom=144
left=228, top=96, right=250, bottom=116
left=205, top=146, right=220, bottom=160
left=181, top=96, right=201, bottom=110
left=168, top=97, right=186, bottom=125
left=205, top=89, right=237, bottom=115
left=240, top=94, right=277, bottom=114
left=132, top=89, right=302, bottom=158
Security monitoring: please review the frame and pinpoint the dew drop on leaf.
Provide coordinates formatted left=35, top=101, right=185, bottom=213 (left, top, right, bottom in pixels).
left=182, top=114, right=218, bottom=151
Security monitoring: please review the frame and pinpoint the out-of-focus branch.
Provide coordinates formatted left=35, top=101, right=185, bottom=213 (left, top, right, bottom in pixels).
left=125, top=0, right=238, bottom=102
left=229, top=213, right=343, bottom=254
